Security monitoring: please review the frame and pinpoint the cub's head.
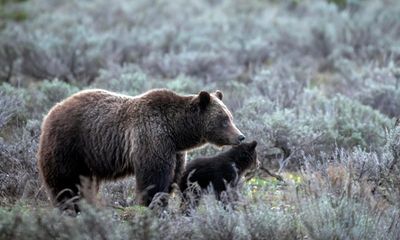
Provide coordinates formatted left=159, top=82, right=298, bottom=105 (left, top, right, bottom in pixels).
left=191, top=90, right=245, bottom=146
left=233, top=141, right=259, bottom=171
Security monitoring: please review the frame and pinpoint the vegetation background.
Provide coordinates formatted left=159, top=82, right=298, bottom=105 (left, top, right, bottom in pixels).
left=1, top=0, right=400, bottom=239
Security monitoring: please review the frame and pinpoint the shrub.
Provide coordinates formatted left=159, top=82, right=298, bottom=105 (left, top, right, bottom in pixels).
left=252, top=66, right=310, bottom=109
left=0, top=119, right=42, bottom=203
left=92, top=65, right=150, bottom=95
left=237, top=89, right=392, bottom=170
left=302, top=122, right=400, bottom=207
left=299, top=195, right=400, bottom=240
left=0, top=42, right=18, bottom=83
left=359, top=84, right=400, bottom=118
left=24, top=79, right=79, bottom=120
left=0, top=86, right=24, bottom=130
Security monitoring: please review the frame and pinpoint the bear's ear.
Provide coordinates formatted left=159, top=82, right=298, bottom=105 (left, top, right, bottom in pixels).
left=249, top=141, right=258, bottom=150
left=215, top=90, right=223, bottom=100
left=198, top=91, right=211, bottom=110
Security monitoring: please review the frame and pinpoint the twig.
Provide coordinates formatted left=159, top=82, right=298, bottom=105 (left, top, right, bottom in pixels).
left=260, top=166, right=285, bottom=182
left=278, top=132, right=323, bottom=173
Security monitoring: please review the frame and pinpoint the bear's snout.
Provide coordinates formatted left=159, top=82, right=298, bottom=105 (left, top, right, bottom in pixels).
left=238, top=134, right=246, bottom=142
left=231, top=125, right=245, bottom=144
left=227, top=125, right=245, bottom=145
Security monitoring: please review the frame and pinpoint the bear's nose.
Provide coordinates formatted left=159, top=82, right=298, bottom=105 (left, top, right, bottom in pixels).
left=238, top=135, right=246, bottom=142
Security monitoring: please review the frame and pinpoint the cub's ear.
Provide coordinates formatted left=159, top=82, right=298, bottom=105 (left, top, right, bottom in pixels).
left=249, top=141, right=258, bottom=150
left=214, top=90, right=223, bottom=100
left=198, top=91, right=211, bottom=110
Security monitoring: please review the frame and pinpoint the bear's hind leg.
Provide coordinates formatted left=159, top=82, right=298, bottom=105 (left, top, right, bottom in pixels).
left=50, top=178, right=81, bottom=213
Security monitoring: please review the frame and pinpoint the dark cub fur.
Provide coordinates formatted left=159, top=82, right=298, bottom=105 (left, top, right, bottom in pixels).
left=179, top=141, right=258, bottom=208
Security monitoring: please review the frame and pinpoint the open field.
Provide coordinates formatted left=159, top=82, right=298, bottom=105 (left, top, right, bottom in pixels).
left=1, top=0, right=400, bottom=239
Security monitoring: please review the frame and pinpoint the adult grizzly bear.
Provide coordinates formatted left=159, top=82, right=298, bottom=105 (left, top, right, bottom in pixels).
left=37, top=88, right=245, bottom=211
left=179, top=141, right=258, bottom=210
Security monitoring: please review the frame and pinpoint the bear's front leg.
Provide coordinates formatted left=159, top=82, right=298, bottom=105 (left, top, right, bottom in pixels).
left=170, top=152, right=186, bottom=193
left=135, top=152, right=176, bottom=206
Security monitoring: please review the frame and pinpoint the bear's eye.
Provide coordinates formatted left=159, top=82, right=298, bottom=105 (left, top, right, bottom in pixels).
left=222, top=119, right=229, bottom=128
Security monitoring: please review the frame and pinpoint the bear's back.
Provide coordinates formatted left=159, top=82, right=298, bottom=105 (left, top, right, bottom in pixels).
left=38, top=90, right=141, bottom=181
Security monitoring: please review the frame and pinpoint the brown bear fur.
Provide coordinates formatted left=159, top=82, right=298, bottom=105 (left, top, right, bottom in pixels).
left=37, top=88, right=244, bottom=210
left=179, top=141, right=258, bottom=210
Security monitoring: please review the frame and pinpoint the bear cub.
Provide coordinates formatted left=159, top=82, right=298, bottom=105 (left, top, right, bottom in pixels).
left=179, top=141, right=258, bottom=208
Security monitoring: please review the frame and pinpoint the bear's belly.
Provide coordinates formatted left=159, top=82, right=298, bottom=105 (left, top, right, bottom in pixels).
left=83, top=153, right=135, bottom=180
